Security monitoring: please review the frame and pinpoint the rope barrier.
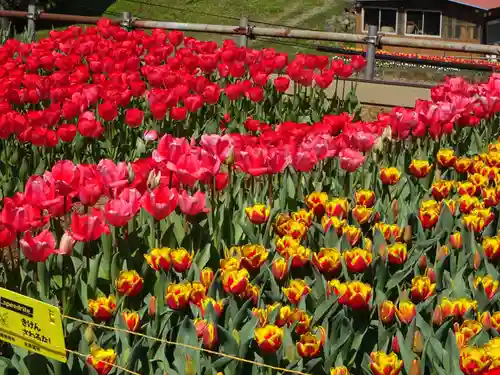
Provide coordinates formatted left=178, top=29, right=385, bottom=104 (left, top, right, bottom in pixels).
left=62, top=314, right=312, bottom=375
left=65, top=348, right=142, bottom=375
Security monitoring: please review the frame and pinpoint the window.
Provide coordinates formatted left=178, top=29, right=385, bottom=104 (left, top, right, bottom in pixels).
left=487, top=20, right=500, bottom=45
left=473, top=25, right=481, bottom=41
left=362, top=8, right=397, bottom=34
left=447, top=18, right=461, bottom=39
left=405, top=10, right=442, bottom=37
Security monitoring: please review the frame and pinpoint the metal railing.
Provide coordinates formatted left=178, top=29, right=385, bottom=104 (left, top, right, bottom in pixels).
left=0, top=6, right=497, bottom=88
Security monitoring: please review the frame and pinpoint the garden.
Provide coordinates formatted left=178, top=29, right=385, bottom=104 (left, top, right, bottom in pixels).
left=0, top=17, right=500, bottom=375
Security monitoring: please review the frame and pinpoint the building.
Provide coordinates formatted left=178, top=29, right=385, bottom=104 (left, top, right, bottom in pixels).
left=354, top=0, right=500, bottom=55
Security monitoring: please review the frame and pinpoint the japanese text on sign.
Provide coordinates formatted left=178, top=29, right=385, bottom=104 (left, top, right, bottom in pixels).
left=0, top=288, right=66, bottom=363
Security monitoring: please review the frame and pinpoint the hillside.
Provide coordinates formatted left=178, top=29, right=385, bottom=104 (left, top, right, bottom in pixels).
left=103, top=0, right=349, bottom=52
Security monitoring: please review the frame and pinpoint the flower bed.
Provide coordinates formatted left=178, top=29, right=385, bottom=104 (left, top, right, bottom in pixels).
left=2, top=20, right=500, bottom=375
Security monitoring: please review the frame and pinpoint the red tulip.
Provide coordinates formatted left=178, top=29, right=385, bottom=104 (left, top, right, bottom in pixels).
left=78, top=111, right=104, bottom=138
left=51, top=160, right=80, bottom=196
left=20, top=230, right=57, bottom=262
left=339, top=148, right=365, bottom=172
left=57, top=124, right=77, bottom=142
left=71, top=208, right=110, bottom=242
left=178, top=190, right=209, bottom=216
left=274, top=76, right=290, bottom=92
left=125, top=108, right=144, bottom=128
left=1, top=197, right=44, bottom=232
left=141, top=185, right=179, bottom=221
left=170, top=106, right=187, bottom=121
left=0, top=223, right=15, bottom=248
left=168, top=30, right=184, bottom=46
left=247, top=86, right=264, bottom=102
left=350, top=55, right=366, bottom=72
left=98, top=101, right=118, bottom=122
left=184, top=95, right=204, bottom=113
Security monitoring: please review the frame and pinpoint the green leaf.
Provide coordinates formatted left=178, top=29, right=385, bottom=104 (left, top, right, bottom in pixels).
left=88, top=252, right=103, bottom=299
left=311, top=297, right=336, bottom=327
left=396, top=330, right=415, bottom=375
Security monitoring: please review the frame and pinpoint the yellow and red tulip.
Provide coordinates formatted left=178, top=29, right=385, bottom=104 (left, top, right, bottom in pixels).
left=344, top=248, right=372, bottom=273
left=275, top=235, right=300, bottom=256
left=458, top=181, right=478, bottom=196
left=330, top=366, right=349, bottom=375
left=199, top=297, right=224, bottom=318
left=450, top=232, right=463, bottom=249
left=292, top=209, right=314, bottom=227
left=312, top=248, right=341, bottom=275
left=296, top=332, right=322, bottom=358
left=88, top=295, right=117, bottom=321
left=459, top=346, right=491, bottom=375
left=222, top=268, right=250, bottom=295
left=355, top=189, right=375, bottom=207
left=288, top=245, right=311, bottom=268
left=474, top=275, right=499, bottom=300
left=410, top=276, right=436, bottom=302
left=455, top=157, right=473, bottom=173
left=189, top=281, right=207, bottom=306
left=458, top=194, right=480, bottom=214
left=254, top=324, right=283, bottom=353
left=289, top=308, right=312, bottom=335
left=283, top=279, right=311, bottom=305
left=352, top=205, right=373, bottom=224
left=326, top=198, right=349, bottom=218
left=170, top=247, right=194, bottom=273
left=165, top=282, right=191, bottom=310
left=272, top=257, right=289, bottom=281
left=144, top=247, right=171, bottom=271
left=275, top=305, right=293, bottom=327
left=483, top=237, right=500, bottom=261
left=87, top=345, right=117, bottom=375
left=245, top=204, right=270, bottom=224
left=343, top=225, right=361, bottom=246
left=387, top=243, right=407, bottom=265
left=194, top=319, right=219, bottom=349
left=369, top=351, right=403, bottom=375
left=380, top=167, right=401, bottom=185
left=431, top=180, right=453, bottom=200
left=379, top=300, right=396, bottom=325
left=409, top=160, right=432, bottom=178
left=418, top=200, right=440, bottom=229
left=115, top=270, right=144, bottom=297
left=305, top=192, right=328, bottom=216
left=322, top=215, right=347, bottom=234
left=200, top=267, right=214, bottom=288
left=241, top=244, right=269, bottom=271
left=240, top=283, right=260, bottom=305
left=122, top=311, right=140, bottom=332
left=396, top=300, right=416, bottom=324
left=437, top=148, right=456, bottom=168
left=338, top=281, right=372, bottom=309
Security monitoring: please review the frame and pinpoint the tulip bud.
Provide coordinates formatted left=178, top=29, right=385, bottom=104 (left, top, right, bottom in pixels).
left=379, top=301, right=396, bottom=324
left=432, top=306, right=443, bottom=326
left=418, top=255, right=427, bottom=271
left=84, top=326, right=96, bottom=344
left=392, top=335, right=400, bottom=353
left=147, top=170, right=161, bottom=190
left=200, top=267, right=214, bottom=289
left=127, top=163, right=136, bottom=184
left=148, top=296, right=156, bottom=318
left=409, top=359, right=421, bottom=375
left=412, top=330, right=423, bottom=354
left=224, top=149, right=234, bottom=166
left=392, top=199, right=399, bottom=221
left=403, top=225, right=412, bottom=246
left=436, top=245, right=449, bottom=262
left=479, top=312, right=492, bottom=329
left=57, top=232, right=74, bottom=256
left=426, top=268, right=436, bottom=283
left=185, top=355, right=196, bottom=375
left=473, top=251, right=481, bottom=270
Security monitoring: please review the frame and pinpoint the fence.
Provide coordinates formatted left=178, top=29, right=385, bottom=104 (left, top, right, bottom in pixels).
left=0, top=5, right=497, bottom=100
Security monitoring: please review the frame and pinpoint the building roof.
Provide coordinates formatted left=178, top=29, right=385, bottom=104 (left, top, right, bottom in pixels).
left=444, top=0, right=500, bottom=10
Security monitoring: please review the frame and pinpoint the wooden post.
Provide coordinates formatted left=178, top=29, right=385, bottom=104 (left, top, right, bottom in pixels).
left=121, top=11, right=132, bottom=30
left=27, top=3, right=36, bottom=43
left=239, top=16, right=248, bottom=47
left=365, top=24, right=378, bottom=80
left=0, top=5, right=10, bottom=41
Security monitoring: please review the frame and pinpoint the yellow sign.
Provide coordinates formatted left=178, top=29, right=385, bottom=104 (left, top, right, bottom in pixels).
left=0, top=287, right=66, bottom=363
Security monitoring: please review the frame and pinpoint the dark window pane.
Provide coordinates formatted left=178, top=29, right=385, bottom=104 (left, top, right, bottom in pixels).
left=473, top=25, right=481, bottom=40
left=424, top=12, right=441, bottom=36
left=406, top=11, right=423, bottom=34
left=487, top=21, right=500, bottom=44
left=363, top=8, right=379, bottom=31
left=455, top=24, right=461, bottom=39
left=380, top=9, right=397, bottom=32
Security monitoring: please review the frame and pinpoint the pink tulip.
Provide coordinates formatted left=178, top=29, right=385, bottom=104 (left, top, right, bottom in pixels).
left=20, top=230, right=57, bottom=262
